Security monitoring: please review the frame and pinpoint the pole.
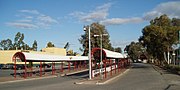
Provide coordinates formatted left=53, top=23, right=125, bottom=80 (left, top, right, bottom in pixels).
left=179, top=30, right=180, bottom=66
left=40, top=61, right=42, bottom=77
left=14, top=57, right=16, bottom=79
left=100, top=34, right=103, bottom=79
left=88, top=26, right=92, bottom=80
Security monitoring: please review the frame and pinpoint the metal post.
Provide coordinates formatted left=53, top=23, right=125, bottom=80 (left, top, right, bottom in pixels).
left=179, top=31, right=180, bottom=66
left=88, top=26, right=92, bottom=80
left=100, top=34, right=103, bottom=79
left=110, top=60, right=112, bottom=76
left=54, top=62, right=56, bottom=74
left=68, top=62, right=70, bottom=72
left=61, top=61, right=63, bottom=73
left=118, top=59, right=120, bottom=72
left=24, top=58, right=27, bottom=78
left=40, top=61, right=42, bottom=77
left=104, top=60, right=107, bottom=78
left=13, top=57, right=16, bottom=79
left=43, top=62, right=45, bottom=74
left=115, top=61, right=116, bottom=74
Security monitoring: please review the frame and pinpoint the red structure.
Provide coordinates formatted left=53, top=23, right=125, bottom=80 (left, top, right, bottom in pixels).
left=91, top=48, right=129, bottom=79
left=12, top=52, right=88, bottom=79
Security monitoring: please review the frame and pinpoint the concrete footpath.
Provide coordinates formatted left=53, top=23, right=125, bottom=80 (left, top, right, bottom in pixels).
left=0, top=69, right=89, bottom=84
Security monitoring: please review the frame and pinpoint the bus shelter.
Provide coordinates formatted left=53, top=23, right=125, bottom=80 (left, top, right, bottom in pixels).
left=91, top=48, right=129, bottom=79
left=12, top=52, right=88, bottom=79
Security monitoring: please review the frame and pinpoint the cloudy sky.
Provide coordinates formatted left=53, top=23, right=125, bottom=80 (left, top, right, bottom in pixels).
left=0, top=0, right=180, bottom=53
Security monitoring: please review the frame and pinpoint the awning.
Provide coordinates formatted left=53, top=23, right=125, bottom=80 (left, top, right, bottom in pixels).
left=92, top=48, right=125, bottom=59
left=13, top=52, right=88, bottom=62
left=103, top=49, right=124, bottom=58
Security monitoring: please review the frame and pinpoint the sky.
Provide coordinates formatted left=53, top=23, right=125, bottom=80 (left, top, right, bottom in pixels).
left=0, top=0, right=180, bottom=54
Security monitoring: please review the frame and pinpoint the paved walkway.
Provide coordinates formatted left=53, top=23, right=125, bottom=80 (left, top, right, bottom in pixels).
left=0, top=68, right=88, bottom=83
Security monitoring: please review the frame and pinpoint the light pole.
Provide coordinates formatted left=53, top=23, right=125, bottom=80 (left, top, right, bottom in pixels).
left=83, top=25, right=92, bottom=80
left=94, top=34, right=108, bottom=79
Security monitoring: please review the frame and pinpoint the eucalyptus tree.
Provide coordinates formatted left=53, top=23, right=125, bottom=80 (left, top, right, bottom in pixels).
left=32, top=40, right=38, bottom=51
left=46, top=42, right=55, bottom=48
left=126, top=42, right=144, bottom=61
left=79, top=22, right=113, bottom=56
left=139, top=14, right=180, bottom=65
left=14, top=32, right=25, bottom=50
left=0, top=39, right=13, bottom=50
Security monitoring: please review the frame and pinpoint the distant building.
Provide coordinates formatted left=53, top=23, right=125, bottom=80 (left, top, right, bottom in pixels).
left=41, top=47, right=66, bottom=56
left=0, top=47, right=66, bottom=64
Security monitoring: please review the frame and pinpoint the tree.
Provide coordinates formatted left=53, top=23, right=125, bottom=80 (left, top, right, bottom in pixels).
left=172, top=18, right=180, bottom=26
left=139, top=14, right=180, bottom=65
left=46, top=42, right=55, bottom=48
left=32, top=40, right=38, bottom=51
left=23, top=44, right=31, bottom=50
left=114, top=47, right=122, bottom=53
left=79, top=22, right=113, bottom=56
left=14, top=32, right=25, bottom=50
left=0, top=39, right=13, bottom=50
left=0, top=32, right=36, bottom=50
left=64, top=42, right=69, bottom=51
left=126, top=42, right=144, bottom=61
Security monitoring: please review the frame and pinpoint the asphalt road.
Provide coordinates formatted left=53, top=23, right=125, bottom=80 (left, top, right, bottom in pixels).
left=0, top=63, right=179, bottom=90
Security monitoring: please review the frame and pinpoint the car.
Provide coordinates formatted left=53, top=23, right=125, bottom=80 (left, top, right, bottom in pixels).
left=36, top=64, right=51, bottom=68
left=2, top=63, right=14, bottom=69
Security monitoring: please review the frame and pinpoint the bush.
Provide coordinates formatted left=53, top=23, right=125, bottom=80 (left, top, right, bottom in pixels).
left=164, top=64, right=180, bottom=74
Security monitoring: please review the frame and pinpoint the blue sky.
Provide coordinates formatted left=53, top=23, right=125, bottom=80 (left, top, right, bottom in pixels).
left=0, top=0, right=180, bottom=53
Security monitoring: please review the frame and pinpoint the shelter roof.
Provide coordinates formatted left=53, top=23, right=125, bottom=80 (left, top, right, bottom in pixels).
left=103, top=49, right=124, bottom=58
left=92, top=48, right=126, bottom=59
left=13, top=52, right=88, bottom=62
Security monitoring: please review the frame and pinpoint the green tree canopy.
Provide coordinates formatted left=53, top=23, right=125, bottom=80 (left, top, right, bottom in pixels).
left=139, top=14, right=180, bottom=64
left=46, top=42, right=55, bottom=48
left=126, top=42, right=144, bottom=61
left=79, top=22, right=113, bottom=56
left=32, top=40, right=38, bottom=51
left=114, top=47, right=122, bottom=53
left=14, top=32, right=25, bottom=50
left=0, top=39, right=13, bottom=50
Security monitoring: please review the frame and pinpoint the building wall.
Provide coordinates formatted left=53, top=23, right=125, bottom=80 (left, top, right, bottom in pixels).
left=0, top=47, right=66, bottom=64
left=0, top=50, right=23, bottom=64
left=42, top=47, right=66, bottom=56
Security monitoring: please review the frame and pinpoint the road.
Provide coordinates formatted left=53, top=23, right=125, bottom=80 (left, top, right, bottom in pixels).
left=0, top=63, right=179, bottom=90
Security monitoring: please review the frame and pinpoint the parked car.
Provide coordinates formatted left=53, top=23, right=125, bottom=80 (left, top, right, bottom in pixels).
left=13, top=64, right=25, bottom=70
left=2, top=63, right=14, bottom=69
left=36, top=64, right=51, bottom=68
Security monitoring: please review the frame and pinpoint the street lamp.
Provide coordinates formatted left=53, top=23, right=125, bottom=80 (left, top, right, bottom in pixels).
left=83, top=25, right=92, bottom=80
left=94, top=34, right=108, bottom=79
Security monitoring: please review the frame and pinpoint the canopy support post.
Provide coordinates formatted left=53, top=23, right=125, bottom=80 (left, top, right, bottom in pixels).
left=13, top=57, right=16, bottom=79
left=40, top=61, right=42, bottom=77
left=68, top=61, right=70, bottom=72
left=24, top=58, right=27, bottom=79
left=61, top=61, right=63, bottom=73
left=105, top=60, right=107, bottom=78
left=110, top=59, right=112, bottom=76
